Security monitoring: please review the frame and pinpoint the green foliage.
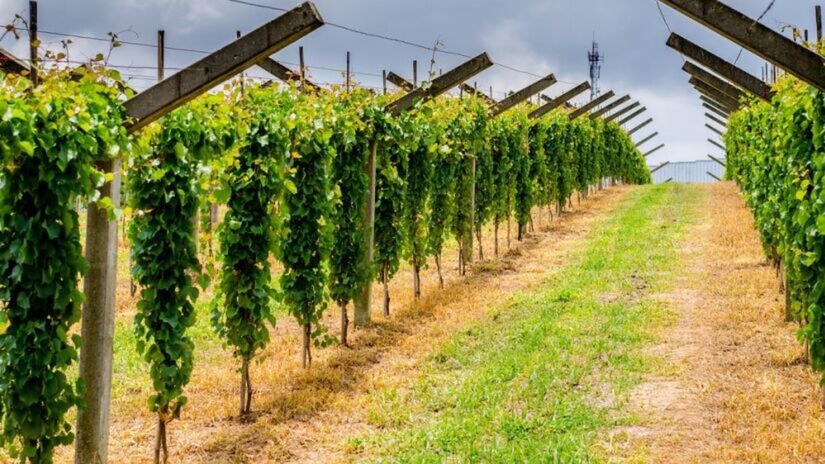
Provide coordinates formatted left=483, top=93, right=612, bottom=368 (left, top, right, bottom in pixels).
left=129, top=95, right=236, bottom=424
left=725, top=76, right=825, bottom=378
left=0, top=73, right=128, bottom=462
left=211, top=89, right=288, bottom=372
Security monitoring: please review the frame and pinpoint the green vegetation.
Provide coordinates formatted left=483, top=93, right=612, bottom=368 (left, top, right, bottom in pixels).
left=353, top=184, right=696, bottom=463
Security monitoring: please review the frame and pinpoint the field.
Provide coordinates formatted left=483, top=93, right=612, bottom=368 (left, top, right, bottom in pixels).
left=4, top=182, right=804, bottom=463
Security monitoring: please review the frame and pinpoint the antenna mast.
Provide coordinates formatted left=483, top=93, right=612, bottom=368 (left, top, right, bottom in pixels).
left=588, top=38, right=604, bottom=101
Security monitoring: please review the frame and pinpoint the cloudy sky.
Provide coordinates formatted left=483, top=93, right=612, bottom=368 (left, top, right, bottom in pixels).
left=0, top=0, right=819, bottom=164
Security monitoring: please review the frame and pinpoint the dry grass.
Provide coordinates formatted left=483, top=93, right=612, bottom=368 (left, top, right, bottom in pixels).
left=37, top=187, right=633, bottom=464
left=616, top=182, right=825, bottom=463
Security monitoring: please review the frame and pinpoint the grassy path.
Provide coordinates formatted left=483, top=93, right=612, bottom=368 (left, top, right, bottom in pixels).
left=351, top=184, right=700, bottom=463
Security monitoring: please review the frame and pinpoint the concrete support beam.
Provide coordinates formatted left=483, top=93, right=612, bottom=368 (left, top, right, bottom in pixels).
left=666, top=33, right=773, bottom=102
left=644, top=144, right=665, bottom=158
left=683, top=61, right=745, bottom=101
left=590, top=95, right=631, bottom=120
left=691, top=78, right=740, bottom=110
left=529, top=81, right=591, bottom=119
left=704, top=103, right=729, bottom=119
left=636, top=132, right=659, bottom=148
left=386, top=71, right=414, bottom=91
left=650, top=161, right=670, bottom=173
left=603, top=101, right=640, bottom=123
left=709, top=138, right=726, bottom=151
left=700, top=95, right=735, bottom=114
left=386, top=53, right=492, bottom=115
left=707, top=170, right=722, bottom=181
left=568, top=90, right=615, bottom=120
left=256, top=57, right=320, bottom=93
left=628, top=118, right=653, bottom=136
left=491, top=73, right=557, bottom=116
left=124, top=2, right=324, bottom=132
left=706, top=112, right=727, bottom=128
left=0, top=46, right=29, bottom=74
left=660, top=0, right=825, bottom=91
left=460, top=83, right=496, bottom=105
left=617, top=107, right=647, bottom=126
left=708, top=154, right=726, bottom=167
left=706, top=123, right=724, bottom=137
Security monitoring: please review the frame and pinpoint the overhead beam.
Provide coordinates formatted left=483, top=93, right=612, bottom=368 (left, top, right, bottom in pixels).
left=604, top=101, right=640, bottom=123
left=0, top=46, right=30, bottom=75
left=124, top=2, right=324, bottom=132
left=256, top=57, right=320, bottom=93
left=386, top=71, right=414, bottom=91
left=590, top=94, right=631, bottom=120
left=460, top=83, right=496, bottom=105
left=703, top=102, right=729, bottom=119
left=636, top=132, right=659, bottom=148
left=666, top=33, right=773, bottom=102
left=683, top=61, right=745, bottom=101
left=707, top=170, right=722, bottom=181
left=706, top=123, right=724, bottom=137
left=660, top=0, right=825, bottom=91
left=568, top=90, right=615, bottom=120
left=708, top=154, right=726, bottom=167
left=627, top=118, right=653, bottom=136
left=644, top=144, right=665, bottom=158
left=491, top=73, right=557, bottom=116
left=617, top=106, right=647, bottom=126
left=706, top=112, right=727, bottom=128
left=529, top=81, right=591, bottom=119
left=650, top=161, right=670, bottom=173
left=700, top=95, right=735, bottom=114
left=709, top=138, right=726, bottom=151
left=386, top=53, right=493, bottom=116
left=691, top=78, right=740, bottom=110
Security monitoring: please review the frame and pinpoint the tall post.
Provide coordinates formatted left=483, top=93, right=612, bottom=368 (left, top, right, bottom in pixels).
left=28, top=1, right=37, bottom=86
left=817, top=5, right=823, bottom=41
left=299, top=46, right=306, bottom=83
left=346, top=51, right=350, bottom=92
left=157, top=30, right=165, bottom=81
left=75, top=159, right=121, bottom=464
left=382, top=70, right=387, bottom=94
left=354, top=141, right=377, bottom=325
left=413, top=60, right=418, bottom=86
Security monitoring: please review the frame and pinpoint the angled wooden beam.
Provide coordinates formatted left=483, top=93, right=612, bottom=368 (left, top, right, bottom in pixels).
left=708, top=154, right=726, bottom=167
left=644, top=144, right=665, bottom=157
left=386, top=53, right=493, bottom=116
left=691, top=78, right=740, bottom=110
left=700, top=95, right=735, bottom=114
left=0, top=46, right=29, bottom=75
left=706, top=112, right=727, bottom=128
left=529, top=81, right=591, bottom=119
left=491, top=73, right=557, bottom=116
left=709, top=138, right=726, bottom=151
left=707, top=170, right=722, bottom=181
left=660, top=0, right=825, bottom=91
left=617, top=106, right=647, bottom=126
left=703, top=102, right=729, bottom=119
left=604, top=101, right=640, bottom=123
left=683, top=61, right=745, bottom=101
left=568, top=90, right=615, bottom=120
left=386, top=71, right=414, bottom=91
left=628, top=118, right=653, bottom=136
left=256, top=57, right=320, bottom=93
left=124, top=2, right=323, bottom=132
left=664, top=178, right=674, bottom=183
left=650, top=161, right=670, bottom=173
left=460, top=83, right=496, bottom=105
left=667, top=33, right=773, bottom=102
left=706, top=123, right=724, bottom=137
left=590, top=94, right=631, bottom=120
left=636, top=132, right=659, bottom=148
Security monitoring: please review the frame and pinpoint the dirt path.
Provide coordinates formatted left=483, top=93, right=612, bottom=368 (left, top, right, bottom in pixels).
left=85, top=187, right=633, bottom=464
left=620, top=182, right=825, bottom=462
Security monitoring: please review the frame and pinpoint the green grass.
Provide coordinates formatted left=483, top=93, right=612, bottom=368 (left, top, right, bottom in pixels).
left=352, top=184, right=700, bottom=463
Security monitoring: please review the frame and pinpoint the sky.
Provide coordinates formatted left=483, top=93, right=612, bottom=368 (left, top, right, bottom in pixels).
left=0, top=0, right=819, bottom=165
